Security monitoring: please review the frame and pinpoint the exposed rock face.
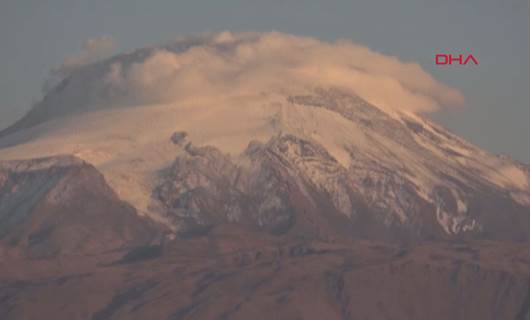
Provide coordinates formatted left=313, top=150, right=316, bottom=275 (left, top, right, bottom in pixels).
left=170, top=131, right=188, bottom=145
left=152, top=129, right=530, bottom=241
left=0, top=155, right=163, bottom=258
left=155, top=141, right=297, bottom=236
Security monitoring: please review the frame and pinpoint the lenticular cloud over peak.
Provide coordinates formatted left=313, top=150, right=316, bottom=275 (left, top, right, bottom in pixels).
left=97, top=31, right=463, bottom=114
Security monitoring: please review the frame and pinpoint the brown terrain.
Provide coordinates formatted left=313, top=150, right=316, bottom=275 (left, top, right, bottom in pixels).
left=1, top=225, right=530, bottom=320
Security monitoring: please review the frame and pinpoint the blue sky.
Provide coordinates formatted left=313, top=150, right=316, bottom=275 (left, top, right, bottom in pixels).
left=1, top=0, right=529, bottom=161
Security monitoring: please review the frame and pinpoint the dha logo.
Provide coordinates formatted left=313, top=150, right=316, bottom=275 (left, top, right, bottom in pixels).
left=435, top=53, right=479, bottom=66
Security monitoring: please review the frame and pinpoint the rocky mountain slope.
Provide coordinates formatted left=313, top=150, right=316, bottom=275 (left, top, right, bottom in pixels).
left=0, top=155, right=163, bottom=258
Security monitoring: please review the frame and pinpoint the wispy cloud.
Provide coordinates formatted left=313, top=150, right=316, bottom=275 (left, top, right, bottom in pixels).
left=102, top=31, right=463, bottom=114
left=44, top=35, right=116, bottom=93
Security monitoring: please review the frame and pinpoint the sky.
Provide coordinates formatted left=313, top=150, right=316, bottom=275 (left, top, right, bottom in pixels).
left=1, top=0, right=529, bottom=162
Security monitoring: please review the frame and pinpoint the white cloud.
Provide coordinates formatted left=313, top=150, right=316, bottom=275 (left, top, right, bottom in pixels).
left=101, top=31, right=464, bottom=114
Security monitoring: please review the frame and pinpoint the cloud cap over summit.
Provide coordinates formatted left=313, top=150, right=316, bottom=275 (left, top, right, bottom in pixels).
left=97, top=31, right=464, bottom=114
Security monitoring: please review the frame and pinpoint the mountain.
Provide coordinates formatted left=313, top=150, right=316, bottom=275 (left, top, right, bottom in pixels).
left=0, top=32, right=529, bottom=319
left=0, top=155, right=163, bottom=258
left=1, top=84, right=528, bottom=241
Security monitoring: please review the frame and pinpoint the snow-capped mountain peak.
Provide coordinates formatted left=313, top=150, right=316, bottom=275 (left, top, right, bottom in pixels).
left=0, top=32, right=528, bottom=241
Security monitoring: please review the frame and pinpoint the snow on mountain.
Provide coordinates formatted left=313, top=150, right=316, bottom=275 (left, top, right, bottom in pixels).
left=0, top=155, right=162, bottom=258
left=0, top=32, right=528, bottom=241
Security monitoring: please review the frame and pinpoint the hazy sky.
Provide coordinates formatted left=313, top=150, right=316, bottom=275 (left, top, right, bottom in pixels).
left=1, top=0, right=529, bottom=161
